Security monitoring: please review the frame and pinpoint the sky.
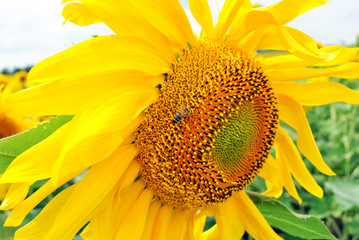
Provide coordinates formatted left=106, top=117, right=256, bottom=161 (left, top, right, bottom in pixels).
left=0, top=0, right=358, bottom=70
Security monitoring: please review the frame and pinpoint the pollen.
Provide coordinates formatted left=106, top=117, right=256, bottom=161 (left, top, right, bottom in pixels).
left=135, top=40, right=278, bottom=209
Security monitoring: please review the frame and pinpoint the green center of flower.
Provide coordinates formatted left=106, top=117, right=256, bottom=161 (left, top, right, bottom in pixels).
left=135, top=40, right=278, bottom=209
left=208, top=100, right=263, bottom=179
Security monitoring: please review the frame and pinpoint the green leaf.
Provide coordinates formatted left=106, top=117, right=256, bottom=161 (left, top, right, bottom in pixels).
left=348, top=214, right=359, bottom=237
left=247, top=191, right=337, bottom=240
left=325, top=181, right=359, bottom=210
left=0, top=115, right=73, bottom=174
left=308, top=196, right=343, bottom=218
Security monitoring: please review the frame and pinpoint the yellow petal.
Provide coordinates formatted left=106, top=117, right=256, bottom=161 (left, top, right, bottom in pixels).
left=277, top=94, right=335, bottom=175
left=276, top=127, right=323, bottom=197
left=113, top=161, right=141, bottom=195
left=89, top=162, right=141, bottom=239
left=89, top=203, right=113, bottom=240
left=13, top=184, right=76, bottom=240
left=240, top=25, right=285, bottom=53
left=226, top=0, right=253, bottom=43
left=0, top=122, right=72, bottom=183
left=230, top=0, right=328, bottom=43
left=0, top=183, right=10, bottom=201
left=52, top=88, right=156, bottom=184
left=261, top=0, right=328, bottom=25
left=189, top=0, right=214, bottom=38
left=27, top=35, right=171, bottom=86
left=215, top=197, right=245, bottom=239
left=186, top=211, right=207, bottom=240
left=6, top=70, right=162, bottom=116
left=215, top=0, right=246, bottom=40
left=275, top=146, right=302, bottom=203
left=267, top=62, right=359, bottom=82
left=317, top=46, right=359, bottom=66
left=234, top=191, right=282, bottom=240
left=273, top=81, right=359, bottom=106
left=164, top=209, right=188, bottom=240
left=112, top=181, right=146, bottom=232
left=231, top=10, right=277, bottom=43
left=0, top=182, right=32, bottom=210
left=115, top=188, right=153, bottom=240
left=151, top=205, right=173, bottom=240
left=201, top=225, right=219, bottom=240
left=140, top=201, right=162, bottom=240
left=259, top=155, right=283, bottom=198
left=45, top=145, right=138, bottom=240
left=73, top=0, right=194, bottom=49
left=262, top=46, right=359, bottom=70
left=4, top=169, right=83, bottom=227
left=277, top=26, right=322, bottom=62
left=80, top=224, right=93, bottom=240
left=62, top=2, right=102, bottom=26
left=133, top=0, right=195, bottom=47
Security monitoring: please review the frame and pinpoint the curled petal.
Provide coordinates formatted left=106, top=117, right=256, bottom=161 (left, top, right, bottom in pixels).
left=277, top=94, right=335, bottom=176
left=273, top=81, right=359, bottom=106
left=259, top=155, right=283, bottom=198
left=62, top=2, right=102, bottom=26
left=276, top=127, right=323, bottom=198
left=262, top=46, right=359, bottom=70
left=275, top=145, right=302, bottom=203
left=261, top=0, right=328, bottom=25
left=267, top=62, right=359, bottom=82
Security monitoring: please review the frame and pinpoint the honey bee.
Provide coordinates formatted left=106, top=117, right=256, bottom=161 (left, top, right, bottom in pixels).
left=173, top=106, right=192, bottom=124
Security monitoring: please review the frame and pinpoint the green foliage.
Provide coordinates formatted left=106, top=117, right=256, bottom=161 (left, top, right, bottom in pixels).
left=0, top=66, right=33, bottom=74
left=0, top=115, right=73, bottom=174
left=0, top=209, right=40, bottom=240
left=325, top=181, right=359, bottom=211
left=248, top=191, right=337, bottom=240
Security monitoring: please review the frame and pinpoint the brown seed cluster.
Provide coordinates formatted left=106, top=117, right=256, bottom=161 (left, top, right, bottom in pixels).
left=135, top=40, right=278, bottom=209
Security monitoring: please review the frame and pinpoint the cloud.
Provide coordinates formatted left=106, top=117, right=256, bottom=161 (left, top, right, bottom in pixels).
left=0, top=0, right=112, bottom=70
left=1, top=0, right=358, bottom=70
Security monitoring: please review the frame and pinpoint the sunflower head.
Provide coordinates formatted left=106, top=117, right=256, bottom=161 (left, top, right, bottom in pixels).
left=136, top=40, right=278, bottom=208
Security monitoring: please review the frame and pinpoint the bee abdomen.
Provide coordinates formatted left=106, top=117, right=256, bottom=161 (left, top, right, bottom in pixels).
left=173, top=114, right=183, bottom=124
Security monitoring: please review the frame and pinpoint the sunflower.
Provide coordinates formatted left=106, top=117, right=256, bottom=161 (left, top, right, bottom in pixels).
left=13, top=70, right=29, bottom=90
left=1, top=0, right=359, bottom=239
left=0, top=74, right=36, bottom=139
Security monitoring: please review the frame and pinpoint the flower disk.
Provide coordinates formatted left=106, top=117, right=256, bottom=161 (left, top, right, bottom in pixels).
left=0, top=115, right=20, bottom=139
left=136, top=41, right=278, bottom=209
